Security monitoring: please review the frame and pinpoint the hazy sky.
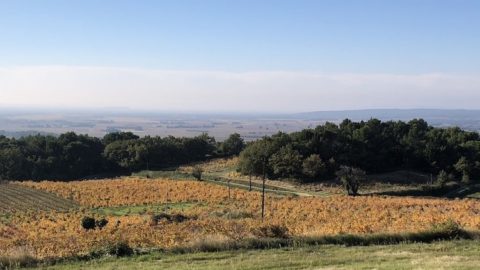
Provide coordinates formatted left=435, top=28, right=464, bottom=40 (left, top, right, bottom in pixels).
left=1, top=1, right=479, bottom=112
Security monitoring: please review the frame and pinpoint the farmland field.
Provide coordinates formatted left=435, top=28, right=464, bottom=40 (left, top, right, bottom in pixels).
left=1, top=177, right=480, bottom=265
left=0, top=183, right=77, bottom=213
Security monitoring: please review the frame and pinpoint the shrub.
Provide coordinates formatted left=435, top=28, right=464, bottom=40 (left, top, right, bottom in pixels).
left=170, top=213, right=189, bottom=223
left=150, top=213, right=170, bottom=226
left=192, top=166, right=203, bottom=181
left=253, top=224, right=289, bottom=239
left=462, top=173, right=471, bottom=184
left=105, top=242, right=133, bottom=257
left=430, top=219, right=462, bottom=236
left=435, top=170, right=449, bottom=187
left=211, top=209, right=254, bottom=219
left=81, top=216, right=96, bottom=230
left=96, top=218, right=109, bottom=229
left=150, top=213, right=190, bottom=226
left=336, top=166, right=366, bottom=196
left=187, top=234, right=232, bottom=252
left=0, top=246, right=37, bottom=269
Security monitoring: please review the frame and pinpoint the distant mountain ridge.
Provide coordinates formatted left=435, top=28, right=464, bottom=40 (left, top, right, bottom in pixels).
left=290, top=109, right=480, bottom=132
left=292, top=109, right=480, bottom=121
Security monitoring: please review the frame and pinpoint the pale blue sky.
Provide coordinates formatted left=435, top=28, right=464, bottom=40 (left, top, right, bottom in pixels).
left=0, top=1, right=479, bottom=111
left=1, top=0, right=479, bottom=72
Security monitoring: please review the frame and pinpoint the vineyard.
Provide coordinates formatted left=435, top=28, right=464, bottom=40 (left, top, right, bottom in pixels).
left=1, top=178, right=480, bottom=260
left=0, top=183, right=77, bottom=213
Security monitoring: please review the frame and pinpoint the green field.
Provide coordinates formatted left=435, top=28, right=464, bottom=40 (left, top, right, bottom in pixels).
left=27, top=240, right=480, bottom=270
left=91, top=202, right=199, bottom=216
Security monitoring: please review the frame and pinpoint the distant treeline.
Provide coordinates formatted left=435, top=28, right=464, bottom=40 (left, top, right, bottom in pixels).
left=0, top=132, right=245, bottom=181
left=238, top=119, right=480, bottom=183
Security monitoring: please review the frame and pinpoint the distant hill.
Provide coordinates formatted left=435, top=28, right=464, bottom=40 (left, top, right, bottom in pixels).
left=291, top=109, right=480, bottom=131
left=0, top=130, right=55, bottom=138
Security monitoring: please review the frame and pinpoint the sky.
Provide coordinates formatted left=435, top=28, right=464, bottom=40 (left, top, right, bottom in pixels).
left=0, top=0, right=479, bottom=112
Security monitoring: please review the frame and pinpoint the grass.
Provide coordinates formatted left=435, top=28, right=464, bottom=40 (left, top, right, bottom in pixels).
left=132, top=170, right=196, bottom=180
left=133, top=160, right=480, bottom=200
left=132, top=170, right=303, bottom=196
left=91, top=202, right=198, bottom=216
left=445, top=184, right=480, bottom=199
left=23, top=240, right=480, bottom=270
left=7, top=224, right=477, bottom=269
left=468, top=192, right=480, bottom=199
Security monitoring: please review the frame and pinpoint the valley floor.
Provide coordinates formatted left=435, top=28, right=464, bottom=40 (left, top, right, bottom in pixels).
left=33, top=240, right=480, bottom=270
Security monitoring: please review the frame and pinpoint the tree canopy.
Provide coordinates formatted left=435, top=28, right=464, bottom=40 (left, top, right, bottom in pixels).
left=0, top=132, right=221, bottom=181
left=238, top=119, right=480, bottom=183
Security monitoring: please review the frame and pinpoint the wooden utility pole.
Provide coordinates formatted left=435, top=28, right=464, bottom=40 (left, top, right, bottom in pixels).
left=261, top=155, right=267, bottom=220
left=260, top=137, right=269, bottom=221
left=249, top=173, right=252, bottom=191
left=228, top=179, right=231, bottom=199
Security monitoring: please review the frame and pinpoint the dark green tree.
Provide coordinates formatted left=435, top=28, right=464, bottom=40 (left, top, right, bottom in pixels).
left=103, top=132, right=139, bottom=145
left=435, top=170, right=449, bottom=187
left=335, top=166, right=366, bottom=196
left=302, top=154, right=326, bottom=179
left=454, top=157, right=472, bottom=183
left=219, top=133, right=245, bottom=156
left=269, top=145, right=302, bottom=178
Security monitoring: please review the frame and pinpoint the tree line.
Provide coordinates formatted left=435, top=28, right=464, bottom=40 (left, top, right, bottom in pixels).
left=2, top=118, right=480, bottom=184
left=0, top=132, right=245, bottom=181
left=238, top=118, right=480, bottom=184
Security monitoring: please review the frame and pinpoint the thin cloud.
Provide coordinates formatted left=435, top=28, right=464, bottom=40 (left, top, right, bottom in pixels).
left=0, top=66, right=479, bottom=112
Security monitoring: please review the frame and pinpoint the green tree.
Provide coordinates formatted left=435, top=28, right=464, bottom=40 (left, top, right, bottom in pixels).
left=0, top=147, right=27, bottom=180
left=238, top=139, right=275, bottom=177
left=269, top=145, right=302, bottom=178
left=237, top=145, right=259, bottom=191
left=336, top=166, right=366, bottom=196
left=454, top=157, right=472, bottom=183
left=103, top=140, right=147, bottom=171
left=435, top=170, right=449, bottom=187
left=219, top=133, right=245, bottom=156
left=302, top=154, right=326, bottom=179
left=103, top=132, right=139, bottom=145
left=238, top=138, right=276, bottom=219
left=183, top=133, right=216, bottom=161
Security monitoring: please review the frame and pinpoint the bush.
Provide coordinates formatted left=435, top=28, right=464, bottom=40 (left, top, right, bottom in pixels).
left=435, top=170, right=449, bottom=187
left=430, top=219, right=462, bottom=236
left=170, top=213, right=189, bottom=223
left=192, top=166, right=203, bottom=181
left=211, top=209, right=254, bottom=219
left=253, top=224, right=289, bottom=239
left=105, top=242, right=133, bottom=257
left=81, top=217, right=96, bottom=230
left=150, top=213, right=190, bottom=226
left=0, top=247, right=37, bottom=269
left=336, top=166, right=366, bottom=196
left=82, top=217, right=109, bottom=230
left=96, top=218, right=109, bottom=229
left=0, top=255, right=37, bottom=269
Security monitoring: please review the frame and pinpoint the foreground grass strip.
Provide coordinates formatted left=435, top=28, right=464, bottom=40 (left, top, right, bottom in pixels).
left=20, top=240, right=480, bottom=270
left=3, top=228, right=478, bottom=269
left=173, top=228, right=479, bottom=253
